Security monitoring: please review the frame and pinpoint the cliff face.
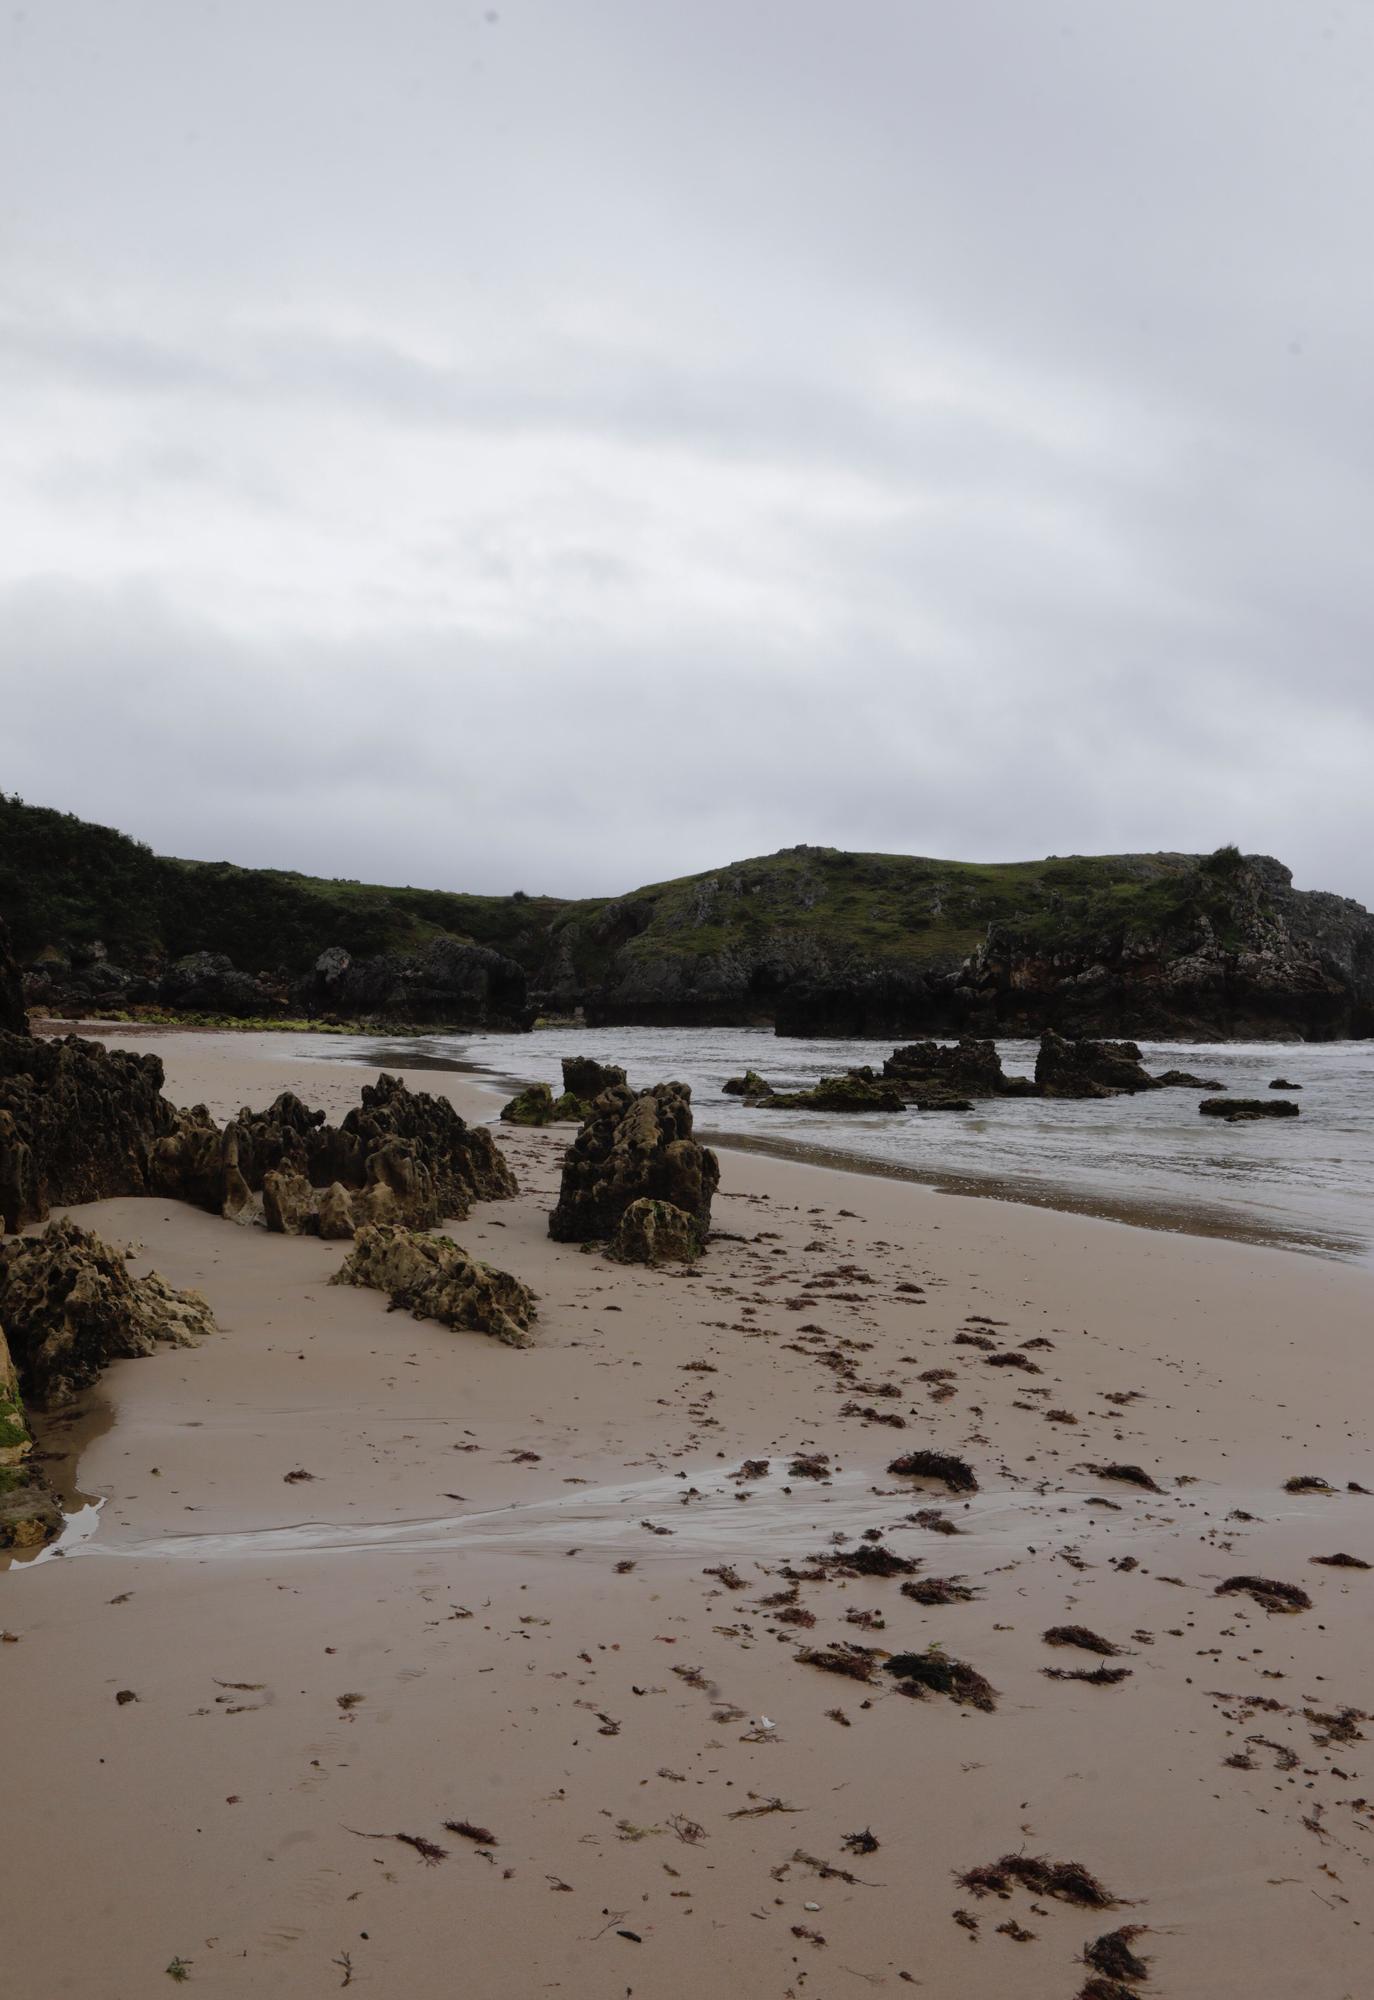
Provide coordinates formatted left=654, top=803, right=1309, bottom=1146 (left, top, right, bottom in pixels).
left=545, top=849, right=1374, bottom=1040
left=948, top=856, right=1374, bottom=1040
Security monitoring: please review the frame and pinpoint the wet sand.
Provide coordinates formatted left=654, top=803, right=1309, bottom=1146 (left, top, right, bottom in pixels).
left=5, top=1030, right=1374, bottom=1998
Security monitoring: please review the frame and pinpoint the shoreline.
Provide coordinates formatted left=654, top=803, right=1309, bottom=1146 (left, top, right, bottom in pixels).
left=36, top=1015, right=1368, bottom=1264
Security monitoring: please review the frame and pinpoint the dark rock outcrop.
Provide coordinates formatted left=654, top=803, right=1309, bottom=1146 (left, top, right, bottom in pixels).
left=0, top=1320, right=62, bottom=1550
left=0, top=919, right=26, bottom=1037
left=549, top=1082, right=718, bottom=1244
left=158, top=951, right=279, bottom=1016
left=1269, top=1077, right=1302, bottom=1090
left=1199, top=1097, right=1300, bottom=1121
left=1035, top=1031, right=1155, bottom=1098
left=762, top=1069, right=906, bottom=1112
left=0, top=1218, right=216, bottom=1410
left=722, top=1068, right=776, bottom=1100
left=882, top=1037, right=1039, bottom=1101
left=0, top=1032, right=176, bottom=1230
left=1153, top=1069, right=1224, bottom=1089
left=561, top=1056, right=627, bottom=1100
left=296, top=937, right=529, bottom=1028
left=331, top=1224, right=536, bottom=1347
left=0, top=1033, right=514, bottom=1238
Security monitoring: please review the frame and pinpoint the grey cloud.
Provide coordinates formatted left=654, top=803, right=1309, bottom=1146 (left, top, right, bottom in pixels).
left=1, top=1, right=1372, bottom=908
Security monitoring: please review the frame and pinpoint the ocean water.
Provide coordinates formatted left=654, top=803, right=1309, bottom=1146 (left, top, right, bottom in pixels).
left=301, top=1026, right=1374, bottom=1266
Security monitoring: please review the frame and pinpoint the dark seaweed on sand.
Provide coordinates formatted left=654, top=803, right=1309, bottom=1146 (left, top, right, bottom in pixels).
left=444, top=1819, right=498, bottom=1845
left=984, top=1350, right=1041, bottom=1373
left=887, top=1449, right=978, bottom=1493
left=813, top=1543, right=921, bottom=1579
left=1215, top=1574, right=1312, bottom=1612
left=1043, top=1624, right=1124, bottom=1656
left=886, top=1650, right=997, bottom=1711
left=1310, top=1552, right=1370, bottom=1568
left=902, top=1576, right=979, bottom=1605
left=1084, top=1462, right=1161, bottom=1492
left=1044, top=1665, right=1133, bottom=1685
left=794, top=1642, right=881, bottom=1683
left=958, top=1854, right=1119, bottom=1907
left=1077, top=1980, right=1140, bottom=2000
left=1284, top=1474, right=1334, bottom=1494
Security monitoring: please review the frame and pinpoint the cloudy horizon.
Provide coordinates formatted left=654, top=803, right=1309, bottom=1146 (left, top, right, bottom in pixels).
left=4, top=1, right=1373, bottom=905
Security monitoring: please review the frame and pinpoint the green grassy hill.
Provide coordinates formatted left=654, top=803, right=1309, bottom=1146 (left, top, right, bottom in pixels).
left=5, top=795, right=1367, bottom=1036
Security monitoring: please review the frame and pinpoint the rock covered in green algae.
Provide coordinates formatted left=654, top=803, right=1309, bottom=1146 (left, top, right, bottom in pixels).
left=501, top=1082, right=558, bottom=1125
left=722, top=1069, right=775, bottom=1099
left=762, top=1069, right=905, bottom=1112
left=609, top=1197, right=706, bottom=1265
left=0, top=1218, right=216, bottom=1410
left=331, top=1223, right=537, bottom=1347
left=0, top=1321, right=61, bottom=1550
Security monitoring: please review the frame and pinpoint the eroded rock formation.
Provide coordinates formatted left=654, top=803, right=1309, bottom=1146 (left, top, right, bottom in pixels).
left=561, top=1056, right=627, bottom=1101
left=762, top=1070, right=906, bottom=1112
left=0, top=1032, right=176, bottom=1230
left=549, top=1082, right=718, bottom=1244
left=501, top=1083, right=558, bottom=1126
left=331, top=1223, right=536, bottom=1347
left=1035, top=1031, right=1156, bottom=1098
left=0, top=1034, right=515, bottom=1238
left=0, top=1320, right=61, bottom=1550
left=0, top=1218, right=216, bottom=1410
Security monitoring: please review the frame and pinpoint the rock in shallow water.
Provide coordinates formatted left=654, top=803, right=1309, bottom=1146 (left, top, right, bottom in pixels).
left=1199, top=1097, right=1300, bottom=1121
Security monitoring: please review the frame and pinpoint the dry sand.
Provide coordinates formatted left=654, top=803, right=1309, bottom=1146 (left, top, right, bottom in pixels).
left=5, top=1029, right=1374, bottom=1998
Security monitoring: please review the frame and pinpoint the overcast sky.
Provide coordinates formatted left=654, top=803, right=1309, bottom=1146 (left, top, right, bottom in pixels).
left=3, top=1, right=1373, bottom=904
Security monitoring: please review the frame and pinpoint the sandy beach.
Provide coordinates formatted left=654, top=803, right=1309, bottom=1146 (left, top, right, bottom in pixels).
left=6, top=1029, right=1374, bottom=2000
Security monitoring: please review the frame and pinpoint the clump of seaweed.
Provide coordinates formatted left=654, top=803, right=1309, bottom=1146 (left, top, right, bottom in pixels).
left=839, top=1400, right=907, bottom=1429
left=795, top=1643, right=881, bottom=1683
left=1215, top=1575, right=1312, bottom=1613
left=910, top=1507, right=963, bottom=1534
left=1084, top=1463, right=1161, bottom=1492
left=444, top=1818, right=498, bottom=1845
left=843, top=1827, right=880, bottom=1854
left=957, top=1853, right=1119, bottom=1908
left=789, top=1452, right=832, bottom=1480
left=1310, top=1552, right=1370, bottom=1568
left=1043, top=1665, right=1133, bottom=1685
left=1284, top=1475, right=1334, bottom=1494
left=886, top=1649, right=997, bottom=1711
left=1044, top=1625, right=1125, bottom=1656
left=888, top=1450, right=978, bottom=1492
left=984, top=1350, right=1041, bottom=1373
left=902, top=1576, right=979, bottom=1605
left=812, top=1543, right=920, bottom=1579
left=1077, top=1980, right=1139, bottom=2000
